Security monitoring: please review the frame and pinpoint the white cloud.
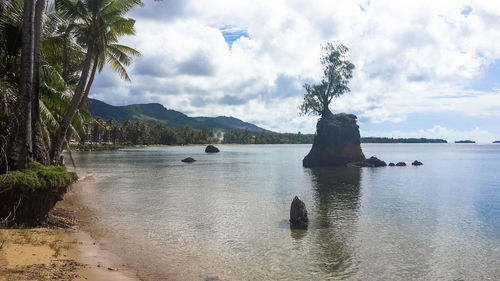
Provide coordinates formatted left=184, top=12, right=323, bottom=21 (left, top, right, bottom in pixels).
left=91, top=0, right=500, bottom=138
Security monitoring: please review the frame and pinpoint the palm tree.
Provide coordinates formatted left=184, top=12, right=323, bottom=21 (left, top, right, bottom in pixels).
left=50, top=0, right=141, bottom=163
left=0, top=0, right=91, bottom=171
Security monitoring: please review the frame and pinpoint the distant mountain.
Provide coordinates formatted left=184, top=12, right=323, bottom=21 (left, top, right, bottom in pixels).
left=88, top=99, right=265, bottom=132
left=493, top=141, right=500, bottom=144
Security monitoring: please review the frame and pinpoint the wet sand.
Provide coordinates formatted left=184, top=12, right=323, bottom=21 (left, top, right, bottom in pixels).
left=0, top=175, right=140, bottom=281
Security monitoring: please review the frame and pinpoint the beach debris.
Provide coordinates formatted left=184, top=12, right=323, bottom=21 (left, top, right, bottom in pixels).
left=389, top=162, right=395, bottom=166
left=412, top=160, right=423, bottom=166
left=290, top=196, right=308, bottom=229
left=181, top=157, right=196, bottom=163
left=205, top=145, right=220, bottom=153
left=396, top=162, right=406, bottom=166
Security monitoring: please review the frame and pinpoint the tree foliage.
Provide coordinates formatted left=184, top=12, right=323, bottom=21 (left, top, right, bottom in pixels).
left=300, top=43, right=355, bottom=116
left=0, top=0, right=141, bottom=172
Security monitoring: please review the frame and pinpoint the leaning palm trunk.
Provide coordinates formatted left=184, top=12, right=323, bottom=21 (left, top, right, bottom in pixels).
left=63, top=55, right=98, bottom=151
left=10, top=0, right=35, bottom=170
left=79, top=55, right=98, bottom=108
left=50, top=44, right=94, bottom=163
left=32, top=0, right=49, bottom=165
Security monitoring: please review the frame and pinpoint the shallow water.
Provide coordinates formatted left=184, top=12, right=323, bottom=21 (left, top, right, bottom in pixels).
left=70, top=144, right=500, bottom=281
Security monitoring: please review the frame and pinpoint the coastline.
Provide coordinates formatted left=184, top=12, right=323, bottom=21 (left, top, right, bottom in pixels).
left=0, top=174, right=140, bottom=281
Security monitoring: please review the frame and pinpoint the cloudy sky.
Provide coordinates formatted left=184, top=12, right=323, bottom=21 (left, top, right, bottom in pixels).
left=90, top=0, right=500, bottom=142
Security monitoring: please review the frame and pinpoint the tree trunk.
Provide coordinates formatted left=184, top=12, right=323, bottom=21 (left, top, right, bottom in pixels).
left=10, top=0, right=35, bottom=170
left=32, top=0, right=49, bottom=165
left=78, top=55, right=98, bottom=109
left=61, top=55, right=98, bottom=151
left=49, top=44, right=94, bottom=163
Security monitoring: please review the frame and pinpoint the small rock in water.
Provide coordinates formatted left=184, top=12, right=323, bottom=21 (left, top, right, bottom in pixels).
left=290, top=196, right=308, bottom=229
left=205, top=145, right=220, bottom=153
left=396, top=162, right=406, bottom=166
left=349, top=156, right=386, bottom=167
left=182, top=157, right=196, bottom=163
left=412, top=160, right=423, bottom=166
left=364, top=156, right=387, bottom=167
left=389, top=162, right=395, bottom=166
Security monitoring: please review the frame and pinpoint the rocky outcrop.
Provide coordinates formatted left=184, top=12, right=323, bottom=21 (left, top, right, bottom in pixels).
left=182, top=157, right=196, bottom=163
left=303, top=113, right=365, bottom=167
left=389, top=162, right=395, bottom=166
left=205, top=145, right=220, bottom=153
left=395, top=162, right=406, bottom=166
left=350, top=156, right=387, bottom=167
left=290, top=196, right=308, bottom=229
left=412, top=160, right=423, bottom=166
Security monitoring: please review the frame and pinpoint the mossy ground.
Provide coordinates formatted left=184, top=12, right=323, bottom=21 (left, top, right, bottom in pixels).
left=0, top=162, right=77, bottom=226
left=0, top=162, right=77, bottom=194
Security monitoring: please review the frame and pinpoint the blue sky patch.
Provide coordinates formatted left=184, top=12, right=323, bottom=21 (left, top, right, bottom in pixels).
left=469, top=59, right=500, bottom=91
left=219, top=26, right=249, bottom=48
left=461, top=6, right=472, bottom=17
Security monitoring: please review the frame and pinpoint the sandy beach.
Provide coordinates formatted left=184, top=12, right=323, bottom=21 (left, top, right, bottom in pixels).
left=0, top=175, right=140, bottom=281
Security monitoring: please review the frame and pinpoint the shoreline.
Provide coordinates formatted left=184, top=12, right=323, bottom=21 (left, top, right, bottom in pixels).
left=0, top=174, right=140, bottom=281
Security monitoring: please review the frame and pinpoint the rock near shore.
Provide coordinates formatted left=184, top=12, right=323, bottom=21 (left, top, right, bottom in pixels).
left=205, top=145, right=220, bottom=153
left=290, top=196, right=308, bottom=229
left=350, top=156, right=387, bottom=167
left=182, top=157, right=196, bottom=163
left=303, top=113, right=365, bottom=167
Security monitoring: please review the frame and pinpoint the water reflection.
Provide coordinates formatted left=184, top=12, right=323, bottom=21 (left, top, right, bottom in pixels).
left=307, top=166, right=362, bottom=278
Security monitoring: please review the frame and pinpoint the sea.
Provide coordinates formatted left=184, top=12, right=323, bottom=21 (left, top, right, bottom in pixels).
left=69, top=144, right=500, bottom=281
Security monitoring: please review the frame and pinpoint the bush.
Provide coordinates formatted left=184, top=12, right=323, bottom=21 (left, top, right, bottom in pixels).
left=0, top=162, right=77, bottom=226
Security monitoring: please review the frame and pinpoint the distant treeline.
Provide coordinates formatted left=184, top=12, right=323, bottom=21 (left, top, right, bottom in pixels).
left=77, top=119, right=450, bottom=146
left=361, top=137, right=448, bottom=143
left=76, top=119, right=314, bottom=146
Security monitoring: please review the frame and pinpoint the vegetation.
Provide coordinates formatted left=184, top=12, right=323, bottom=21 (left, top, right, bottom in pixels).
left=300, top=43, right=354, bottom=117
left=455, top=140, right=475, bottom=143
left=0, top=0, right=141, bottom=225
left=0, top=162, right=76, bottom=193
left=75, top=118, right=314, bottom=145
left=0, top=0, right=141, bottom=172
left=361, top=137, right=447, bottom=143
left=0, top=162, right=77, bottom=226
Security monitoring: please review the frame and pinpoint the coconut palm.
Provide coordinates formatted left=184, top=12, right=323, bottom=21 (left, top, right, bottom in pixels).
left=50, top=0, right=141, bottom=163
left=0, top=0, right=91, bottom=171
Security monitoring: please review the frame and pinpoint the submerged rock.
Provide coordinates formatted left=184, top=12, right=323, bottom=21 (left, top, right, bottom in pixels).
left=412, top=160, right=423, bottom=166
left=395, top=162, right=406, bottom=166
left=205, top=145, right=220, bottom=153
left=290, top=196, right=308, bottom=229
left=303, top=113, right=365, bottom=167
left=389, top=162, right=395, bottom=166
left=181, top=157, right=196, bottom=163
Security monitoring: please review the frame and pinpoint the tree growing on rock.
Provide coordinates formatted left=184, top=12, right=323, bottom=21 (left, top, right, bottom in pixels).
left=299, top=43, right=355, bottom=117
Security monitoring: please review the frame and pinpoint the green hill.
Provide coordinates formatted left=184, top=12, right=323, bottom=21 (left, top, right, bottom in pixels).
left=88, top=99, right=265, bottom=132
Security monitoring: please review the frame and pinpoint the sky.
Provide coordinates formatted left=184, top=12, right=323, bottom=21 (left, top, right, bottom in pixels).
left=90, top=0, right=500, bottom=143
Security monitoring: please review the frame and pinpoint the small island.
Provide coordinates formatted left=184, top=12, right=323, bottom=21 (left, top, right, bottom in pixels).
left=494, top=141, right=500, bottom=144
left=455, top=140, right=476, bottom=143
left=362, top=137, right=447, bottom=143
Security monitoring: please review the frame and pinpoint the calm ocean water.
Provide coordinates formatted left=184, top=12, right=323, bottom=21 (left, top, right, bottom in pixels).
left=70, top=144, right=500, bottom=281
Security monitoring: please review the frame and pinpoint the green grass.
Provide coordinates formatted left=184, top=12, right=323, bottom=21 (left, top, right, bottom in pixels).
left=0, top=162, right=77, bottom=193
